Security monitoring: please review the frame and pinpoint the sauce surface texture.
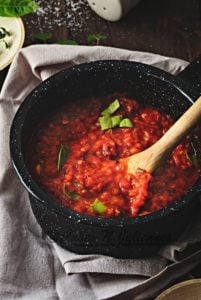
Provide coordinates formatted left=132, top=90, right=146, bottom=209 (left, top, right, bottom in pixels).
left=28, top=96, right=201, bottom=217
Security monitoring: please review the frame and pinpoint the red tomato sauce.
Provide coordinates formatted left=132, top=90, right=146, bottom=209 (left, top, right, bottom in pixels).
left=28, top=96, right=201, bottom=217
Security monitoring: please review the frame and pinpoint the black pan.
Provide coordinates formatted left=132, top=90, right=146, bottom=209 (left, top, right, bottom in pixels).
left=10, top=58, right=201, bottom=258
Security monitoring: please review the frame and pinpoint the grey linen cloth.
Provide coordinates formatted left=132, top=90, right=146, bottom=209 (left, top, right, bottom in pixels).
left=0, top=45, right=201, bottom=300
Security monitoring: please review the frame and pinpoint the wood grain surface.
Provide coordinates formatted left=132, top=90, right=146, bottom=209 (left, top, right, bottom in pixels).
left=1, top=0, right=201, bottom=91
left=22, top=0, right=201, bottom=61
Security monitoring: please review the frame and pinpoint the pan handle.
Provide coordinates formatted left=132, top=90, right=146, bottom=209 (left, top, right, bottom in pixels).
left=178, top=56, right=201, bottom=193
left=177, top=56, right=201, bottom=97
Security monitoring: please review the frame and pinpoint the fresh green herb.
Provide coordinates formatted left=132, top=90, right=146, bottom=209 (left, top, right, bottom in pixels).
left=34, top=33, right=79, bottom=45
left=0, top=0, right=38, bottom=17
left=99, top=115, right=123, bottom=130
left=57, top=40, right=79, bottom=45
left=99, top=116, right=112, bottom=130
left=34, top=32, right=53, bottom=43
left=186, top=151, right=199, bottom=167
left=91, top=199, right=107, bottom=214
left=119, top=118, right=133, bottom=128
left=101, top=99, right=120, bottom=116
left=57, top=144, right=70, bottom=171
left=111, top=115, right=123, bottom=127
left=87, top=33, right=107, bottom=45
left=63, top=185, right=79, bottom=201
left=99, top=100, right=133, bottom=130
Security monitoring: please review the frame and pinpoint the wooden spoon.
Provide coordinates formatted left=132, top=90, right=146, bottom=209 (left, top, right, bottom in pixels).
left=121, top=96, right=201, bottom=175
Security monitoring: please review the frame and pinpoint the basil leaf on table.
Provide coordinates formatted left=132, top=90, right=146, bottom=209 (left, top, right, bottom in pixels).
left=0, top=0, right=38, bottom=17
left=34, top=32, right=53, bottom=43
left=87, top=33, right=107, bottom=45
left=57, top=40, right=79, bottom=45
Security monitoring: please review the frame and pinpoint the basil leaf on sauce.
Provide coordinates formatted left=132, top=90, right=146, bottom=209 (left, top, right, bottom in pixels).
left=57, top=144, right=70, bottom=171
left=119, top=118, right=133, bottom=128
left=186, top=151, right=199, bottom=167
left=111, top=115, right=123, bottom=127
left=101, top=99, right=120, bottom=116
left=99, top=100, right=133, bottom=130
left=99, top=115, right=123, bottom=130
left=99, top=116, right=112, bottom=130
left=91, top=199, right=107, bottom=214
left=63, top=185, right=80, bottom=201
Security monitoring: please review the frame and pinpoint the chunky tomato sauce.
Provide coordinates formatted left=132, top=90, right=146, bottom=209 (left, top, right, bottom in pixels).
left=28, top=96, right=201, bottom=217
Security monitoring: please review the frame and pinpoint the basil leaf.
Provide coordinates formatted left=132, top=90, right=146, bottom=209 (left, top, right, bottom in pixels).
left=99, top=116, right=112, bottom=130
left=57, top=144, right=70, bottom=171
left=101, top=99, right=120, bottom=116
left=34, top=32, right=52, bottom=43
left=99, top=115, right=123, bottom=130
left=119, top=118, right=133, bottom=128
left=57, top=40, right=79, bottom=45
left=0, top=0, right=38, bottom=17
left=111, top=115, right=122, bottom=127
left=63, top=185, right=79, bottom=201
left=91, top=199, right=107, bottom=214
left=186, top=151, right=199, bottom=167
left=87, top=33, right=107, bottom=45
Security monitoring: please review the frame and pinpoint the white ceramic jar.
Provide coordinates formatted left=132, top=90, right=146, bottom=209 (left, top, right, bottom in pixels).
left=87, top=0, right=142, bottom=22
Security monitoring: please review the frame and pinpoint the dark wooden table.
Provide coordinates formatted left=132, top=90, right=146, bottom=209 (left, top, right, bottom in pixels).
left=1, top=0, right=201, bottom=89
left=0, top=0, right=201, bottom=294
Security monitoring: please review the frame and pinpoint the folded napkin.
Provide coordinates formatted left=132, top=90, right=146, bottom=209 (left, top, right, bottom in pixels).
left=1, top=45, right=201, bottom=300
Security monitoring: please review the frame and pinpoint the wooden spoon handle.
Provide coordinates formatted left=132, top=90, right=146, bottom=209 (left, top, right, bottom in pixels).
left=154, top=96, right=201, bottom=156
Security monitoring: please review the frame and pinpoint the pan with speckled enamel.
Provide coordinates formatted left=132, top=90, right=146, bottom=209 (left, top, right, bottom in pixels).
left=10, top=59, right=201, bottom=258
